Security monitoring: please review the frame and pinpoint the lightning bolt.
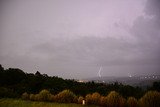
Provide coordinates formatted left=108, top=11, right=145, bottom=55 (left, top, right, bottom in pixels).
left=98, top=66, right=102, bottom=78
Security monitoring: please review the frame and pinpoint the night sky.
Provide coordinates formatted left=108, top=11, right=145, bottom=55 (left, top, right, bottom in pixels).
left=0, top=0, right=160, bottom=79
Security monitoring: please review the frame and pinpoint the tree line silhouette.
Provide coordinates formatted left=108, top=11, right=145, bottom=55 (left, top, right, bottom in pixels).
left=0, top=64, right=160, bottom=104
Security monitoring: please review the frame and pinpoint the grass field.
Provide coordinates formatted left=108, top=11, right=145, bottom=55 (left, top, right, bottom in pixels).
left=0, top=98, right=99, bottom=107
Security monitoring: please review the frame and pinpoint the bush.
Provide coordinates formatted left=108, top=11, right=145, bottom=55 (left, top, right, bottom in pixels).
left=91, top=92, right=101, bottom=105
left=139, top=91, right=160, bottom=107
left=56, top=90, right=76, bottom=103
left=99, top=96, right=107, bottom=106
left=21, top=92, right=29, bottom=100
left=48, top=94, right=55, bottom=102
left=85, top=94, right=92, bottom=104
left=127, top=97, right=138, bottom=107
left=85, top=92, right=101, bottom=105
left=106, top=91, right=126, bottom=107
left=21, top=89, right=160, bottom=107
left=119, top=97, right=126, bottom=107
left=0, top=87, right=18, bottom=98
left=73, top=96, right=78, bottom=103
left=34, top=94, right=40, bottom=101
left=29, top=94, right=35, bottom=101
left=38, top=89, right=51, bottom=101
left=78, top=96, right=84, bottom=104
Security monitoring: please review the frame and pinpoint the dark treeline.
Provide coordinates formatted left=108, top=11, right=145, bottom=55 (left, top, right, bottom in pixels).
left=0, top=64, right=159, bottom=99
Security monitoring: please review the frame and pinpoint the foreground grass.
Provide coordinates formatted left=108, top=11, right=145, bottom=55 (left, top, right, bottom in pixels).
left=0, top=98, right=99, bottom=107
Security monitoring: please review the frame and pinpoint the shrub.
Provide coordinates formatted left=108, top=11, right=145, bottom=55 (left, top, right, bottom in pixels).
left=54, top=95, right=58, bottom=102
left=34, top=94, right=40, bottom=101
left=127, top=97, right=138, bottom=107
left=85, top=94, right=92, bottom=104
left=78, top=96, right=84, bottom=104
left=38, top=89, right=51, bottom=101
left=21, top=92, right=29, bottom=100
left=99, top=96, right=107, bottom=106
left=48, top=94, right=55, bottom=102
left=29, top=94, right=35, bottom=101
left=139, top=91, right=160, bottom=107
left=119, top=97, right=126, bottom=107
left=106, top=91, right=126, bottom=107
left=73, top=96, right=78, bottom=103
left=0, top=87, right=18, bottom=98
left=85, top=92, right=101, bottom=105
left=91, top=92, right=101, bottom=105
left=56, top=90, right=76, bottom=103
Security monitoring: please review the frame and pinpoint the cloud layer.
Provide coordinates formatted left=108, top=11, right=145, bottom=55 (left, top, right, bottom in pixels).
left=0, top=0, right=160, bottom=79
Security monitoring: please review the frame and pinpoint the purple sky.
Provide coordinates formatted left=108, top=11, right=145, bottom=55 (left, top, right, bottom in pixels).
left=0, top=0, right=160, bottom=79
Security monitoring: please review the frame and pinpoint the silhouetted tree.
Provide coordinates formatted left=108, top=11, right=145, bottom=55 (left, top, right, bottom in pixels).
left=35, top=71, right=41, bottom=76
left=0, top=64, right=156, bottom=101
left=0, top=64, right=4, bottom=71
left=152, top=81, right=160, bottom=91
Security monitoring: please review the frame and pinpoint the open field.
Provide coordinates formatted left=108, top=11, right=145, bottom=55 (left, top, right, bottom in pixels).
left=0, top=99, right=98, bottom=107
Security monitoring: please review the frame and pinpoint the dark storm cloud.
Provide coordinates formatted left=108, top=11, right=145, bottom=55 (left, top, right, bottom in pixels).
left=145, top=0, right=160, bottom=18
left=0, top=0, right=160, bottom=78
left=130, top=0, right=160, bottom=65
left=126, top=0, right=160, bottom=75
